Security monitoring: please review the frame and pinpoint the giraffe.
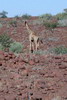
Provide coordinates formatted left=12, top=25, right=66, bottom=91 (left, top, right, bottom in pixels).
left=25, top=21, right=42, bottom=53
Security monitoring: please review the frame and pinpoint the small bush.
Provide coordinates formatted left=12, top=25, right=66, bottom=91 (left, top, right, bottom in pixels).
left=55, top=13, right=67, bottom=20
left=34, top=50, right=49, bottom=55
left=9, top=20, right=17, bottom=27
left=58, top=19, right=67, bottom=27
left=40, top=14, right=52, bottom=20
left=0, top=44, right=4, bottom=50
left=0, top=23, right=3, bottom=28
left=14, top=15, right=19, bottom=19
left=0, top=11, right=8, bottom=18
left=0, top=33, right=13, bottom=49
left=44, top=21, right=58, bottom=29
left=22, top=14, right=31, bottom=19
left=53, top=46, right=67, bottom=54
left=9, top=42, right=24, bottom=53
left=43, top=21, right=58, bottom=32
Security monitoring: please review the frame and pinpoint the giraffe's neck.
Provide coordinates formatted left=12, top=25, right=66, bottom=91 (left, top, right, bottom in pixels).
left=26, top=23, right=33, bottom=34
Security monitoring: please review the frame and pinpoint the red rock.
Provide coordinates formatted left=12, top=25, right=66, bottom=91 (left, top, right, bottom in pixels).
left=14, top=57, right=19, bottom=62
left=20, top=69, right=28, bottom=76
left=22, top=93, right=28, bottom=99
left=21, top=61, right=25, bottom=65
left=4, top=56, right=9, bottom=61
left=12, top=54, right=16, bottom=58
left=29, top=60, right=35, bottom=65
left=19, top=57, right=23, bottom=62
left=52, top=96, right=61, bottom=100
left=54, top=56, right=61, bottom=59
left=59, top=65, right=67, bottom=69
left=0, top=82, right=3, bottom=91
left=8, top=54, right=13, bottom=59
left=63, top=58, right=67, bottom=62
left=0, top=50, right=4, bottom=55
left=4, top=52, right=8, bottom=57
left=4, top=94, right=17, bottom=100
left=8, top=52, right=14, bottom=55
left=0, top=61, right=2, bottom=66
left=13, top=73, right=20, bottom=80
left=54, top=59, right=62, bottom=63
left=0, top=97, right=4, bottom=100
left=34, top=58, right=39, bottom=63
left=0, top=54, right=4, bottom=60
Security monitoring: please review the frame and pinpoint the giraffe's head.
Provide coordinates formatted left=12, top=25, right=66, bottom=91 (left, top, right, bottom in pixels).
left=25, top=21, right=27, bottom=26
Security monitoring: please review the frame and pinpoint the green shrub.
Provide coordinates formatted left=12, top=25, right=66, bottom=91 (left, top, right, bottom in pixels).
left=44, top=21, right=58, bottom=29
left=22, top=14, right=31, bottom=19
left=55, top=13, right=67, bottom=20
left=0, top=44, right=4, bottom=50
left=0, top=23, right=3, bottom=28
left=9, top=20, right=17, bottom=27
left=34, top=50, right=48, bottom=55
left=43, top=21, right=58, bottom=32
left=53, top=46, right=67, bottom=54
left=14, top=15, right=19, bottom=19
left=40, top=14, right=52, bottom=20
left=0, top=33, right=12, bottom=48
left=9, top=42, right=24, bottom=53
left=58, top=19, right=67, bottom=27
left=0, top=11, right=8, bottom=18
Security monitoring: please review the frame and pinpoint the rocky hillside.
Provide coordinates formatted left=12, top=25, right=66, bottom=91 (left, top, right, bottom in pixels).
left=0, top=18, right=67, bottom=100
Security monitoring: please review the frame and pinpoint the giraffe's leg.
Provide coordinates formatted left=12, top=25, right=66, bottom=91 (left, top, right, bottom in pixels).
left=32, top=42, right=34, bottom=53
left=37, top=42, right=39, bottom=50
left=30, top=41, right=34, bottom=53
left=36, top=42, right=39, bottom=51
left=35, top=41, right=39, bottom=51
left=34, top=37, right=39, bottom=51
left=35, top=42, right=38, bottom=51
left=30, top=41, right=32, bottom=52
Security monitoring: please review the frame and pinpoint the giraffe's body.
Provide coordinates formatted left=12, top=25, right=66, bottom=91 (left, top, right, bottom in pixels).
left=25, top=21, right=40, bottom=53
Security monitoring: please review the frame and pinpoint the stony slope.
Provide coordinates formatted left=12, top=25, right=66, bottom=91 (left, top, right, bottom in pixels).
left=0, top=18, right=67, bottom=100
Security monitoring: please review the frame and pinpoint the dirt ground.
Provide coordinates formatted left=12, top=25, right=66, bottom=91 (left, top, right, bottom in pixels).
left=0, top=18, right=67, bottom=100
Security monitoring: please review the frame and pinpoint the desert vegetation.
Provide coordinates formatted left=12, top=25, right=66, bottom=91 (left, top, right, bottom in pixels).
left=9, top=41, right=24, bottom=53
left=0, top=10, right=8, bottom=18
left=9, top=19, right=17, bottom=27
left=0, top=33, right=13, bottom=50
left=22, top=14, right=31, bottom=19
